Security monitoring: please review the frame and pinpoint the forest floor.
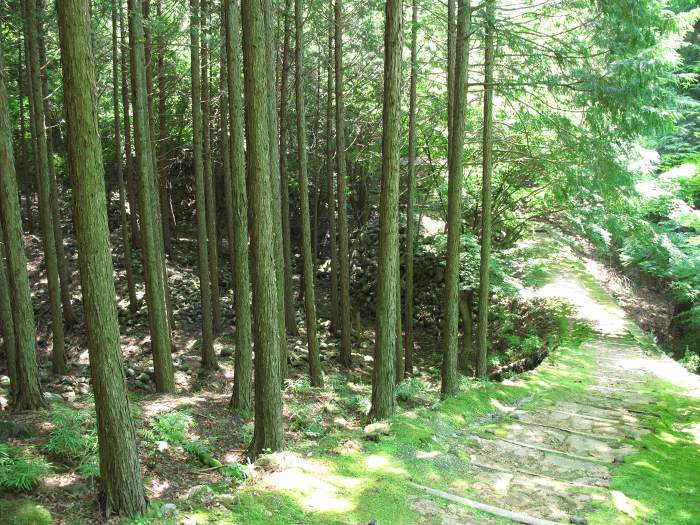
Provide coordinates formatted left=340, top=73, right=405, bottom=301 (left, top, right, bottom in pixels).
left=1, top=233, right=699, bottom=524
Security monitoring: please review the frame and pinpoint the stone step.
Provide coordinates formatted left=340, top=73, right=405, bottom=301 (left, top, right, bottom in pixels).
left=461, top=435, right=610, bottom=487
left=483, top=421, right=637, bottom=463
left=512, top=409, right=649, bottom=440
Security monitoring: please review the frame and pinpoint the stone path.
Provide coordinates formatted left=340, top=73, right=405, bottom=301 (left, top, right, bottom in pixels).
left=418, top=262, right=700, bottom=524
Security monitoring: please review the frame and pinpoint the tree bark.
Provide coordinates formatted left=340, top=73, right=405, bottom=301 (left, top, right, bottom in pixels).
left=128, top=0, right=176, bottom=391
left=0, top=40, right=43, bottom=411
left=441, top=0, right=470, bottom=396
left=242, top=0, right=284, bottom=457
left=263, top=0, right=289, bottom=379
left=201, top=0, right=222, bottom=337
left=113, top=0, right=138, bottom=313
left=295, top=0, right=323, bottom=388
left=326, top=4, right=339, bottom=333
left=279, top=0, right=298, bottom=337
left=334, top=0, right=352, bottom=366
left=37, top=14, right=76, bottom=328
left=459, top=290, right=474, bottom=372
left=156, top=0, right=172, bottom=256
left=370, top=0, right=403, bottom=421
left=21, top=0, right=67, bottom=374
left=0, top=223, right=18, bottom=402
left=190, top=0, right=217, bottom=370
left=477, top=0, right=495, bottom=379
left=404, top=0, right=418, bottom=376
left=57, top=0, right=148, bottom=515
left=119, top=1, right=141, bottom=248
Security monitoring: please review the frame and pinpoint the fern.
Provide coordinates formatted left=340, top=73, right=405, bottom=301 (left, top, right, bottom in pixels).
left=0, top=443, right=51, bottom=492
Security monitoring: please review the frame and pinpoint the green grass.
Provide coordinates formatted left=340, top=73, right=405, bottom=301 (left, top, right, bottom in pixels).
left=0, top=499, right=52, bottom=525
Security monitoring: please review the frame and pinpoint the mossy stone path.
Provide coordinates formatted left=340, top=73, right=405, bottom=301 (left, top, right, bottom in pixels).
left=416, top=259, right=700, bottom=524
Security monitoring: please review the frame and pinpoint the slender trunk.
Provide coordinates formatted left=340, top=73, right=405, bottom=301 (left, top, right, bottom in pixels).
left=37, top=15, right=76, bottom=328
left=201, top=0, right=221, bottom=337
left=0, top=225, right=18, bottom=402
left=326, top=10, right=338, bottom=333
left=57, top=0, right=148, bottom=514
left=119, top=1, right=141, bottom=248
left=440, top=0, right=470, bottom=396
left=190, top=0, right=217, bottom=369
left=157, top=0, right=172, bottom=256
left=477, top=0, right=495, bottom=379
left=224, top=0, right=253, bottom=412
left=334, top=0, right=352, bottom=366
left=262, top=0, right=289, bottom=380
left=447, top=0, right=455, bottom=145
left=113, top=0, right=138, bottom=313
left=295, top=0, right=323, bottom=387
left=311, top=56, right=321, bottom=267
left=369, top=0, right=403, bottom=421
left=128, top=0, right=176, bottom=391
left=459, top=290, right=474, bottom=371
left=22, top=0, right=66, bottom=374
left=404, top=0, right=418, bottom=375
left=0, top=41, right=43, bottom=411
left=279, top=0, right=298, bottom=336
left=18, top=43, right=33, bottom=235
left=242, top=0, right=284, bottom=457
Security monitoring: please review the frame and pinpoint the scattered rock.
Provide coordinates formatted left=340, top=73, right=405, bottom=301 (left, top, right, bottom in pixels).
left=363, top=422, right=391, bottom=441
left=0, top=375, right=10, bottom=387
left=186, top=485, right=214, bottom=502
left=136, top=372, right=150, bottom=382
left=43, top=392, right=64, bottom=403
left=62, top=390, right=76, bottom=402
left=570, top=517, right=588, bottom=525
left=214, top=494, right=239, bottom=509
left=125, top=368, right=136, bottom=378
left=160, top=503, right=177, bottom=517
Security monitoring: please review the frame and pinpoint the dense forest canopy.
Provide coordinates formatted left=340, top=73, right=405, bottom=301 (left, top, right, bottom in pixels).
left=0, top=0, right=699, bottom=522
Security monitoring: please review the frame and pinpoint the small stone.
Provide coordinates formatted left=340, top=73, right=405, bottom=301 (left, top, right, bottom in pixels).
left=160, top=503, right=177, bottom=517
left=569, top=517, right=588, bottom=525
left=0, top=375, right=10, bottom=387
left=62, top=390, right=76, bottom=402
left=125, top=368, right=136, bottom=378
left=363, top=422, right=390, bottom=441
left=214, top=494, right=239, bottom=509
left=43, top=392, right=64, bottom=403
left=187, top=485, right=214, bottom=502
left=147, top=367, right=155, bottom=376
left=136, top=372, right=150, bottom=382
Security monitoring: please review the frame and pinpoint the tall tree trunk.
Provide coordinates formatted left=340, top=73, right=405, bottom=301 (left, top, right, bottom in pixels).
left=477, top=0, right=495, bottom=379
left=242, top=0, right=284, bottom=457
left=37, top=17, right=76, bottom=328
left=404, top=0, right=418, bottom=376
left=201, top=0, right=222, bottom=337
left=326, top=8, right=339, bottom=333
left=459, top=290, right=474, bottom=371
left=0, top=41, right=43, bottom=411
left=262, top=0, right=289, bottom=379
left=334, top=0, right=352, bottom=366
left=113, top=0, right=138, bottom=313
left=311, top=55, right=321, bottom=267
left=18, top=42, right=33, bottom=235
left=223, top=0, right=253, bottom=412
left=190, top=0, right=217, bottom=370
left=128, top=0, right=176, bottom=391
left=119, top=1, right=141, bottom=248
left=440, top=0, right=470, bottom=396
left=57, top=0, right=147, bottom=516
left=157, top=0, right=172, bottom=256
left=56, top=0, right=148, bottom=514
left=279, top=0, right=298, bottom=337
left=295, top=0, right=323, bottom=388
left=21, top=0, right=66, bottom=374
left=0, top=223, right=18, bottom=402
left=370, top=0, right=403, bottom=421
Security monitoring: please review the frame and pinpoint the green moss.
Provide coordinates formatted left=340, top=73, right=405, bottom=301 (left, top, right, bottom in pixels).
left=0, top=499, right=52, bottom=525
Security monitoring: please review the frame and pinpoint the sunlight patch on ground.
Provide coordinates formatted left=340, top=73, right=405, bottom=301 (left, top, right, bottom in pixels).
left=611, top=357, right=700, bottom=399
left=683, top=423, right=700, bottom=446
left=612, top=490, right=648, bottom=519
left=263, top=453, right=362, bottom=513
